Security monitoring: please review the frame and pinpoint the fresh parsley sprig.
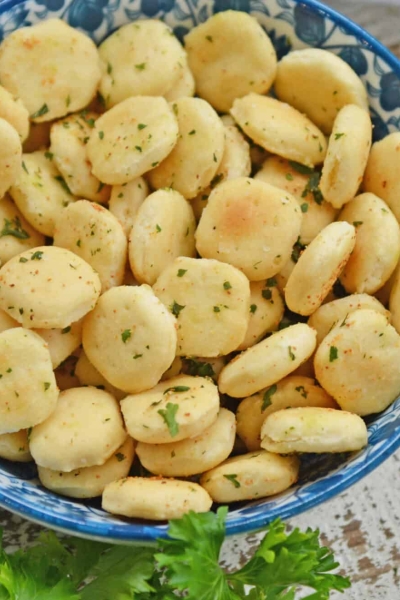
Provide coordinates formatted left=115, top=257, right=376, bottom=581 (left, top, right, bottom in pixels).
left=0, top=508, right=350, bottom=599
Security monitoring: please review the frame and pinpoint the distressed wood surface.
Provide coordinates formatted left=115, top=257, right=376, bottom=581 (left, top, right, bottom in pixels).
left=0, top=3, right=399, bottom=598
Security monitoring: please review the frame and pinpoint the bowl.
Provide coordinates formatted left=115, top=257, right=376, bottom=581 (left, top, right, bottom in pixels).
left=0, top=0, right=399, bottom=544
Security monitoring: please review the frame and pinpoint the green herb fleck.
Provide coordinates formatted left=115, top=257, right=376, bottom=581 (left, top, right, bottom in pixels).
left=206, top=35, right=213, bottom=42
left=329, top=346, right=339, bottom=362
left=66, top=95, right=71, bottom=108
left=115, top=453, right=125, bottom=462
left=286, top=173, right=294, bottom=181
left=54, top=175, right=72, bottom=195
left=177, top=269, right=187, bottom=277
left=334, top=133, right=345, bottom=140
left=223, top=474, right=240, bottom=488
left=288, top=346, right=296, bottom=361
left=61, top=326, right=71, bottom=334
left=189, top=130, right=196, bottom=135
left=98, top=130, right=104, bottom=140
left=0, top=217, right=30, bottom=240
left=107, top=62, right=113, bottom=75
left=135, top=63, right=146, bottom=70
left=158, top=402, right=179, bottom=437
left=44, top=151, right=53, bottom=160
left=31, top=104, right=49, bottom=119
left=156, top=224, right=162, bottom=233
left=121, top=329, right=131, bottom=343
left=184, top=358, right=215, bottom=378
left=170, top=301, right=185, bottom=317
left=301, top=203, right=309, bottom=213
left=135, top=145, right=142, bottom=153
left=250, top=304, right=257, bottom=314
left=163, top=386, right=190, bottom=395
left=44, top=382, right=51, bottom=391
left=223, top=281, right=232, bottom=290
left=31, top=251, right=43, bottom=261
left=213, top=306, right=221, bottom=313
left=138, top=123, right=147, bottom=130
left=261, top=384, right=277, bottom=411
left=262, top=289, right=272, bottom=301
left=295, top=385, right=308, bottom=398
left=133, top=354, right=143, bottom=359
left=19, top=257, right=28, bottom=263
left=353, top=221, right=363, bottom=227
left=22, top=161, right=29, bottom=174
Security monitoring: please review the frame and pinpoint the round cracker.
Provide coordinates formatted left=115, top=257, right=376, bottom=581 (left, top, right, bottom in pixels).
left=136, top=408, right=235, bottom=476
left=363, top=132, right=400, bottom=223
left=185, top=11, right=277, bottom=112
left=230, top=94, right=327, bottom=167
left=121, top=374, right=220, bottom=444
left=0, top=85, right=29, bottom=141
left=285, top=222, right=356, bottom=316
left=0, top=246, right=101, bottom=329
left=50, top=111, right=110, bottom=204
left=320, top=105, right=372, bottom=209
left=38, top=437, right=134, bottom=499
left=191, top=122, right=251, bottom=220
left=9, top=150, right=75, bottom=237
left=261, top=407, right=368, bottom=454
left=255, top=156, right=337, bottom=245
left=148, top=97, right=225, bottom=199
left=314, top=308, right=400, bottom=415
left=237, top=375, right=337, bottom=451
left=274, top=48, right=369, bottom=134
left=0, top=19, right=101, bottom=122
left=308, top=293, right=389, bottom=344
left=219, top=323, right=317, bottom=398
left=75, top=350, right=126, bottom=402
left=102, top=476, right=212, bottom=520
left=82, top=285, right=177, bottom=394
left=30, top=386, right=127, bottom=472
left=153, top=257, right=250, bottom=357
left=109, top=177, right=149, bottom=236
left=129, top=189, right=196, bottom=286
left=0, top=307, right=18, bottom=333
left=34, top=320, right=83, bottom=369
left=0, top=328, right=58, bottom=434
left=195, top=177, right=302, bottom=281
left=200, top=450, right=299, bottom=503
left=54, top=200, right=127, bottom=292
left=237, top=280, right=284, bottom=351
left=0, top=430, right=32, bottom=462
left=338, top=193, right=400, bottom=294
left=164, top=64, right=195, bottom=102
left=99, top=20, right=187, bottom=108
left=0, top=194, right=44, bottom=265
left=87, top=96, right=178, bottom=185
left=0, top=118, right=22, bottom=198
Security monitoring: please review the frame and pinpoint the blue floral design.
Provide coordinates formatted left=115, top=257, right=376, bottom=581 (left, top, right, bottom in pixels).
left=213, top=0, right=250, bottom=14
left=293, top=4, right=325, bottom=46
left=0, top=0, right=399, bottom=543
left=380, top=72, right=400, bottom=111
left=268, top=28, right=292, bottom=60
left=338, top=46, right=368, bottom=76
left=141, top=0, right=175, bottom=17
left=68, top=0, right=110, bottom=31
left=36, top=0, right=65, bottom=9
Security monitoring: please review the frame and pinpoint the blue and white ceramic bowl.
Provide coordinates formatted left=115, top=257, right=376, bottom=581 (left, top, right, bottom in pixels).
left=0, top=0, right=399, bottom=543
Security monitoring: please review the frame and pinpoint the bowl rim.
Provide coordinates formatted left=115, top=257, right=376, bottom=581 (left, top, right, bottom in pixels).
left=0, top=0, right=399, bottom=542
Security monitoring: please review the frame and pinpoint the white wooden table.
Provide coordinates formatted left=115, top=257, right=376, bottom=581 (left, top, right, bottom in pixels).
left=0, top=2, right=399, bottom=598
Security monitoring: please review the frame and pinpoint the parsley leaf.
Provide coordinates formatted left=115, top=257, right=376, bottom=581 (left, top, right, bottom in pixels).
left=183, top=358, right=215, bottom=378
left=262, top=384, right=277, bottom=411
left=30, top=103, right=49, bottom=119
left=0, top=508, right=350, bottom=600
left=121, top=329, right=131, bottom=343
left=170, top=300, right=185, bottom=317
left=329, top=346, right=339, bottom=362
left=157, top=402, right=179, bottom=437
left=223, top=474, right=241, bottom=488
left=163, top=386, right=190, bottom=394
left=0, top=217, right=30, bottom=240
